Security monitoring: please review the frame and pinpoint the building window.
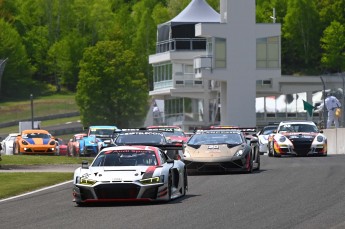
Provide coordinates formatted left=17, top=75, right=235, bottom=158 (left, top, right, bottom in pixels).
left=215, top=38, right=226, bottom=68
left=153, top=62, right=173, bottom=89
left=256, top=36, right=279, bottom=69
left=165, top=98, right=204, bottom=123
left=184, top=64, right=194, bottom=74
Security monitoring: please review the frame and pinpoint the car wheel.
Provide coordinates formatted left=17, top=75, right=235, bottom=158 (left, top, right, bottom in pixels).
left=255, top=153, right=260, bottom=171
left=273, top=147, right=281, bottom=157
left=267, top=142, right=272, bottom=157
left=246, top=153, right=253, bottom=173
left=182, top=167, right=188, bottom=196
left=167, top=172, right=172, bottom=201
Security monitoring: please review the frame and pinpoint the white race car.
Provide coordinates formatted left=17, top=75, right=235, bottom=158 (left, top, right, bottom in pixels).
left=257, top=125, right=278, bottom=155
left=73, top=145, right=187, bottom=206
left=267, top=120, right=327, bottom=157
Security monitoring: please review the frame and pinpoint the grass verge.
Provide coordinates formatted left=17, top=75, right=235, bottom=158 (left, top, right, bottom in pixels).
left=0, top=155, right=93, bottom=165
left=0, top=155, right=94, bottom=200
left=0, top=172, right=73, bottom=199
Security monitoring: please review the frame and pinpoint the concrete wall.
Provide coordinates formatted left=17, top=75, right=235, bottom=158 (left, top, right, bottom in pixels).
left=323, top=128, right=345, bottom=154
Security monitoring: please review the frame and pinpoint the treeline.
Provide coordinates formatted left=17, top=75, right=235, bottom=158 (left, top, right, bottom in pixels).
left=0, top=0, right=344, bottom=125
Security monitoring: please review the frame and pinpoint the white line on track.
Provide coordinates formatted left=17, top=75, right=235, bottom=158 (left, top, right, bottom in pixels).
left=0, top=180, right=72, bottom=203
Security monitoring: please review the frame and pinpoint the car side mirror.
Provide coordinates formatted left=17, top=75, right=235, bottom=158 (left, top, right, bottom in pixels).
left=167, top=159, right=174, bottom=163
left=82, top=160, right=89, bottom=169
left=319, top=130, right=323, bottom=133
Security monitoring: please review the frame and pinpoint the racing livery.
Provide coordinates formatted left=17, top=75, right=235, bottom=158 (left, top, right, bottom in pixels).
left=146, top=126, right=190, bottom=143
left=67, top=133, right=87, bottom=157
left=72, top=145, right=187, bottom=205
left=82, top=126, right=118, bottom=156
left=184, top=128, right=260, bottom=173
left=267, top=120, right=327, bottom=157
left=13, top=129, right=57, bottom=155
left=257, top=125, right=278, bottom=155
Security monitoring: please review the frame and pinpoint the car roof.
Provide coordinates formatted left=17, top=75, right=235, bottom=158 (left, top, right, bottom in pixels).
left=21, top=129, right=50, bottom=134
left=279, top=120, right=315, bottom=125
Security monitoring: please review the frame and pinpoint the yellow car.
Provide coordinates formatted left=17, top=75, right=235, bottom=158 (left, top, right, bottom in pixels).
left=13, top=129, right=57, bottom=155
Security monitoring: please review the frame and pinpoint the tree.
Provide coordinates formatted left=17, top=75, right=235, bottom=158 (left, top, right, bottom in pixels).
left=282, top=0, right=321, bottom=73
left=76, top=40, right=148, bottom=128
left=0, top=19, right=34, bottom=99
left=320, top=21, right=345, bottom=73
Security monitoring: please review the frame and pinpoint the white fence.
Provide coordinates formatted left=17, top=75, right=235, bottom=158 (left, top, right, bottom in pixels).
left=323, top=128, right=345, bottom=154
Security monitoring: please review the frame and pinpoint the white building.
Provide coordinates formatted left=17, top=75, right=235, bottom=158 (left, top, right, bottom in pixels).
left=147, top=0, right=344, bottom=130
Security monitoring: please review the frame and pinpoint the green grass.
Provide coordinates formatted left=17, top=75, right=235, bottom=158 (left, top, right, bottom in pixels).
left=0, top=155, right=94, bottom=200
left=0, top=94, right=87, bottom=200
left=0, top=94, right=78, bottom=123
left=0, top=116, right=81, bottom=135
left=0, top=172, right=73, bottom=199
left=0, top=155, right=93, bottom=165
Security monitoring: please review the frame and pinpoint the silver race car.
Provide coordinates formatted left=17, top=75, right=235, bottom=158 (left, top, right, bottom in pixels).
left=73, top=145, right=187, bottom=206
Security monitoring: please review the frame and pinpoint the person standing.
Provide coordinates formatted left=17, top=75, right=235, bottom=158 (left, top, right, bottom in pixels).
left=325, top=92, right=341, bottom=128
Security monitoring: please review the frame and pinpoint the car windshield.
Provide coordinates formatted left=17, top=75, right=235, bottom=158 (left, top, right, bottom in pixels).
left=261, top=127, right=277, bottom=135
left=188, top=132, right=243, bottom=145
left=278, top=124, right=318, bottom=133
left=90, top=129, right=114, bottom=136
left=92, top=150, right=157, bottom=166
left=163, top=131, right=185, bottom=137
left=23, top=133, right=50, bottom=138
left=115, top=133, right=165, bottom=145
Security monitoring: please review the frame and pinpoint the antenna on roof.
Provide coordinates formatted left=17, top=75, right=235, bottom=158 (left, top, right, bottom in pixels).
left=270, top=8, right=276, bottom=23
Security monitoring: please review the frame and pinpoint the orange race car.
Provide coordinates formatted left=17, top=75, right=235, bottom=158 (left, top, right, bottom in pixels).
left=13, top=129, right=57, bottom=155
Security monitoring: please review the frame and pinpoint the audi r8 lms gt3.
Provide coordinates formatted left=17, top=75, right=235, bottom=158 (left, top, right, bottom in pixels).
left=267, top=120, right=327, bottom=157
left=184, top=129, right=260, bottom=174
left=72, top=145, right=187, bottom=205
left=257, top=125, right=278, bottom=155
left=13, top=129, right=57, bottom=155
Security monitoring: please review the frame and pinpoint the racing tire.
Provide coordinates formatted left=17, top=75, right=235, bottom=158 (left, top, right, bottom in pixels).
left=182, top=167, right=188, bottom=196
left=273, top=148, right=281, bottom=157
left=255, top=153, right=260, bottom=171
left=268, top=143, right=273, bottom=157
left=246, top=153, right=253, bottom=173
left=167, top=173, right=172, bottom=201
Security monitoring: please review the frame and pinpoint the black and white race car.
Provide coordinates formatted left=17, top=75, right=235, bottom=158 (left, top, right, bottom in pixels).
left=73, top=145, right=187, bottom=206
left=267, top=120, right=327, bottom=157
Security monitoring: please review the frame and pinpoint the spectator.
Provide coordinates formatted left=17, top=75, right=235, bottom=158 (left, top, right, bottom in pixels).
left=318, top=92, right=341, bottom=128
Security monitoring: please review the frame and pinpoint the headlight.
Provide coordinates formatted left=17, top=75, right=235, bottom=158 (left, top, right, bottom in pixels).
left=49, top=141, right=56, bottom=145
left=234, top=149, right=244, bottom=157
left=317, top=135, right=324, bottom=142
left=139, top=176, right=161, bottom=185
left=184, top=149, right=191, bottom=158
left=22, top=140, right=29, bottom=145
left=79, top=178, right=97, bottom=185
left=279, top=136, right=286, bottom=142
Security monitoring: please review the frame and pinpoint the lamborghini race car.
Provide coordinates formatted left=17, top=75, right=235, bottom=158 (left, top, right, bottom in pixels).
left=72, top=145, right=187, bottom=205
left=267, top=120, right=327, bottom=157
left=184, top=128, right=260, bottom=173
left=13, top=129, right=57, bottom=155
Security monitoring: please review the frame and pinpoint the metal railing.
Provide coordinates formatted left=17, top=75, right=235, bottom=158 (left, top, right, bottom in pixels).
left=156, top=38, right=207, bottom=53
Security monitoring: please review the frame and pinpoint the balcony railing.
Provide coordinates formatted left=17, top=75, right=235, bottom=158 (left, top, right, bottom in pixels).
left=156, top=38, right=207, bottom=53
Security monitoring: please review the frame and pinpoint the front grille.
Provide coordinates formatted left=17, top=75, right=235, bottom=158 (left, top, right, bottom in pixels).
left=291, top=139, right=312, bottom=155
left=94, top=183, right=140, bottom=199
left=142, top=187, right=158, bottom=199
left=80, top=188, right=94, bottom=200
